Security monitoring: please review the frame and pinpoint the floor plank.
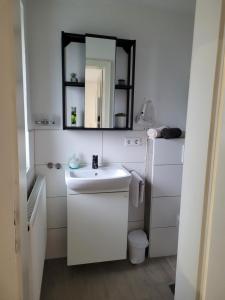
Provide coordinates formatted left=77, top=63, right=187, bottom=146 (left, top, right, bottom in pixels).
left=41, top=257, right=176, bottom=300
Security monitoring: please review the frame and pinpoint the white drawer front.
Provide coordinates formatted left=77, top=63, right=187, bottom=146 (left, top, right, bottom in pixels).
left=149, top=227, right=179, bottom=258
left=153, top=139, right=184, bottom=165
left=150, top=197, right=180, bottom=228
left=67, top=192, right=129, bottom=265
left=152, top=165, right=183, bottom=197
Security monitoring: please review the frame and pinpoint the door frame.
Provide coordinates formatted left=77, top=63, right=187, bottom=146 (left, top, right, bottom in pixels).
left=0, top=0, right=29, bottom=299
left=198, top=1, right=225, bottom=298
left=175, top=0, right=225, bottom=299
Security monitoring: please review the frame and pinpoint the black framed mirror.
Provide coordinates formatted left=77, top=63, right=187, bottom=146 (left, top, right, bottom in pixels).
left=61, top=32, right=136, bottom=130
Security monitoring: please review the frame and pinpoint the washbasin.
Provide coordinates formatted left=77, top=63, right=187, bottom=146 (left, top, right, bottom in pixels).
left=65, top=165, right=131, bottom=192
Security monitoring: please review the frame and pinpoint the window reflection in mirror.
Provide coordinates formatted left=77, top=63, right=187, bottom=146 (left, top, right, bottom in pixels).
left=85, top=37, right=116, bottom=128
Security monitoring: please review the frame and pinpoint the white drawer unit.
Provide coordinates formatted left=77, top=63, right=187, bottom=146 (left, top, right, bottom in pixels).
left=151, top=165, right=183, bottom=197
left=151, top=196, right=180, bottom=228
left=149, top=138, right=184, bottom=258
left=152, top=138, right=185, bottom=165
left=150, top=227, right=179, bottom=257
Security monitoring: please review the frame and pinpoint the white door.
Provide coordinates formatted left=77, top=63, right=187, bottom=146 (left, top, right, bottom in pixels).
left=0, top=0, right=29, bottom=299
left=175, top=0, right=224, bottom=299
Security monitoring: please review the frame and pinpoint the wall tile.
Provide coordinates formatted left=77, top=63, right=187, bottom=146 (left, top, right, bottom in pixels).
left=128, top=221, right=144, bottom=232
left=128, top=201, right=145, bottom=223
left=152, top=138, right=185, bottom=165
left=27, top=166, right=35, bottom=194
left=152, top=165, right=183, bottom=197
left=35, top=164, right=67, bottom=197
left=35, top=130, right=102, bottom=164
left=151, top=196, right=180, bottom=228
left=150, top=227, right=178, bottom=257
left=29, top=130, right=35, bottom=167
left=47, top=197, right=67, bottom=229
left=27, top=130, right=35, bottom=193
left=121, top=162, right=146, bottom=178
left=46, top=228, right=67, bottom=259
left=102, top=131, right=147, bottom=163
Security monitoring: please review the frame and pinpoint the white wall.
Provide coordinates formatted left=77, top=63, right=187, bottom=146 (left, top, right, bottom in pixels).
left=26, top=0, right=195, bottom=258
left=22, top=0, right=35, bottom=193
left=34, top=130, right=147, bottom=258
left=27, top=0, right=194, bottom=130
left=175, top=0, right=223, bottom=299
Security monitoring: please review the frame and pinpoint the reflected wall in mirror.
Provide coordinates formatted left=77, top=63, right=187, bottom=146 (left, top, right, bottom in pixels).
left=85, top=36, right=116, bottom=128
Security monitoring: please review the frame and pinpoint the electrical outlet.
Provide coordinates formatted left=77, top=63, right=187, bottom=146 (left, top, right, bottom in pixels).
left=124, top=137, right=142, bottom=146
left=124, top=138, right=132, bottom=146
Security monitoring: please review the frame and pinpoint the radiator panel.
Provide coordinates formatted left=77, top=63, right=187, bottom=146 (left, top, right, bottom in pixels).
left=27, top=176, right=47, bottom=300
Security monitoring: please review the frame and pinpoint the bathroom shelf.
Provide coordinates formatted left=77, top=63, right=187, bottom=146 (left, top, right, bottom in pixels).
left=115, top=84, right=133, bottom=90
left=65, top=126, right=131, bottom=130
left=65, top=81, right=85, bottom=87
left=65, top=82, right=133, bottom=90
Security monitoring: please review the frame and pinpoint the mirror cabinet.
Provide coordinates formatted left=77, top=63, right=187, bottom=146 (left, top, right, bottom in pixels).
left=61, top=32, right=136, bottom=130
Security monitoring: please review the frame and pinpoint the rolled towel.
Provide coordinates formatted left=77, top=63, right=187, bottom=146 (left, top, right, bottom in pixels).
left=147, top=126, right=168, bottom=139
left=161, top=128, right=182, bottom=139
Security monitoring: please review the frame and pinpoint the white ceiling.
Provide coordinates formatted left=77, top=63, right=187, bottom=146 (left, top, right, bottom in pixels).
left=123, top=0, right=196, bottom=14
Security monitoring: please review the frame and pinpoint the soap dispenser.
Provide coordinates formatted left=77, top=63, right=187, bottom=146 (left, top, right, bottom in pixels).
left=68, top=154, right=80, bottom=169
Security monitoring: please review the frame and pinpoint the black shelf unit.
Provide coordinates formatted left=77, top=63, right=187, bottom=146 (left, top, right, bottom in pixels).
left=65, top=82, right=133, bottom=90
left=115, top=84, right=133, bottom=90
left=61, top=31, right=136, bottom=130
left=65, top=81, right=85, bottom=87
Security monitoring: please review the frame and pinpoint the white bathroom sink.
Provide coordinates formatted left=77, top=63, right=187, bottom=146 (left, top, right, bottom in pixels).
left=65, top=166, right=131, bottom=193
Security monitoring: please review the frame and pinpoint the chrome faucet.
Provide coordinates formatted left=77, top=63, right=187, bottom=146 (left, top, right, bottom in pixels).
left=92, top=155, right=98, bottom=169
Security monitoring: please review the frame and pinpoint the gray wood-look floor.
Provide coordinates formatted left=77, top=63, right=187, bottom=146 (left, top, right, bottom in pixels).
left=41, top=256, right=176, bottom=300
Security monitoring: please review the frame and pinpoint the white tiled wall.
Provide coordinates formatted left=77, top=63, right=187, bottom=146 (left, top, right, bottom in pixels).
left=35, top=165, right=67, bottom=197
left=102, top=131, right=146, bottom=163
left=34, top=129, right=148, bottom=258
left=35, top=130, right=103, bottom=164
left=27, top=130, right=35, bottom=193
left=47, top=197, right=67, bottom=229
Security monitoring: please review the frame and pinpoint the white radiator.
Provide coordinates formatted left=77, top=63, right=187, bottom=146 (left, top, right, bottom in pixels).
left=27, top=176, right=47, bottom=300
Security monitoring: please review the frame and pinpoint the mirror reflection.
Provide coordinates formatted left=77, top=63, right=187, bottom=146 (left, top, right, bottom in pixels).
left=85, top=36, right=116, bottom=128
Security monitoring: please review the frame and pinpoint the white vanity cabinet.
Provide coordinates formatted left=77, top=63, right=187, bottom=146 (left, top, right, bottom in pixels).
left=149, top=138, right=184, bottom=258
left=67, top=191, right=129, bottom=266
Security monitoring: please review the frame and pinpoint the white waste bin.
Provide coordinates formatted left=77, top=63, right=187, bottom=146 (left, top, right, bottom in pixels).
left=128, top=230, right=149, bottom=264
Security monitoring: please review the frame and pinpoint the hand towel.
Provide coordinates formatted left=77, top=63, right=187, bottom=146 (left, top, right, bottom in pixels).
left=130, top=171, right=144, bottom=208
left=147, top=126, right=168, bottom=139
left=161, top=128, right=182, bottom=139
